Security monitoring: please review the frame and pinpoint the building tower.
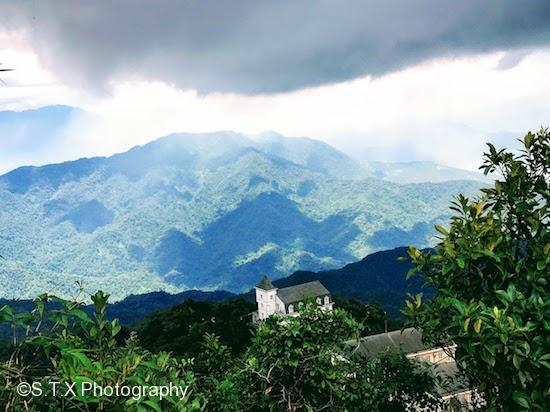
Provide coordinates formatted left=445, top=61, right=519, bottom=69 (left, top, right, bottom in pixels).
left=255, top=276, right=277, bottom=320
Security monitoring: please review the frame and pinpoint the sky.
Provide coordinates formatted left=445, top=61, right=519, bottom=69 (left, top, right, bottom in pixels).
left=0, top=0, right=550, bottom=173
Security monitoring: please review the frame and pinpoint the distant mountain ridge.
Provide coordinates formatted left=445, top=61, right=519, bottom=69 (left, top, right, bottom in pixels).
left=0, top=112, right=485, bottom=300
left=1, top=106, right=490, bottom=185
left=120, top=247, right=428, bottom=320
left=362, top=160, right=491, bottom=184
left=0, top=247, right=423, bottom=331
left=0, top=105, right=95, bottom=175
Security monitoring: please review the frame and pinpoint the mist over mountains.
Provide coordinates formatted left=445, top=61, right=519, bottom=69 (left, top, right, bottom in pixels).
left=0, top=106, right=486, bottom=300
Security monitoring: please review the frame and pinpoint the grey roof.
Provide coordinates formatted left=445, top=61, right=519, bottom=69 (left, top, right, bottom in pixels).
left=277, top=281, right=330, bottom=305
left=431, top=361, right=470, bottom=396
left=256, top=276, right=276, bottom=290
left=349, top=328, right=431, bottom=357
left=347, top=329, right=470, bottom=397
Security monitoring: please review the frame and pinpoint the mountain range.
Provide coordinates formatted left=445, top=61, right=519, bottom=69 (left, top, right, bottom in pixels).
left=0, top=247, right=424, bottom=332
left=0, top=106, right=486, bottom=300
left=361, top=160, right=490, bottom=184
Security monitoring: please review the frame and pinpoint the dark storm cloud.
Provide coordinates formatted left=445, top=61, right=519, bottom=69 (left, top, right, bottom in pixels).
left=3, top=0, right=550, bottom=94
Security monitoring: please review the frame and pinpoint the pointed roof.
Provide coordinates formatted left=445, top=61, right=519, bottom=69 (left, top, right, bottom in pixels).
left=256, top=275, right=276, bottom=290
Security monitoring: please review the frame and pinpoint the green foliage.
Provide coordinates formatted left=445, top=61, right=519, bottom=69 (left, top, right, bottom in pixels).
left=0, top=290, right=203, bottom=411
left=133, top=296, right=404, bottom=360
left=332, top=297, right=403, bottom=335
left=202, top=302, right=439, bottom=411
left=194, top=334, right=241, bottom=411
left=1, top=289, right=440, bottom=411
left=344, top=351, right=442, bottom=411
left=137, top=299, right=255, bottom=357
left=241, top=303, right=359, bottom=411
left=406, top=129, right=550, bottom=410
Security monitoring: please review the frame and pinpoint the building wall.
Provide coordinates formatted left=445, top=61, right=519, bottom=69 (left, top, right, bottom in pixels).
left=407, top=344, right=457, bottom=364
left=275, top=295, right=286, bottom=314
left=255, top=287, right=278, bottom=320
left=255, top=290, right=334, bottom=321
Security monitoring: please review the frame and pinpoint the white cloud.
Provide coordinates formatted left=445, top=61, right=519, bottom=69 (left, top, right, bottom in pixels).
left=0, top=32, right=83, bottom=110
left=2, top=40, right=550, bottom=173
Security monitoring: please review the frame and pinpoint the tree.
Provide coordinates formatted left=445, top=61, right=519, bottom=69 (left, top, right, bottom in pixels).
left=224, top=302, right=439, bottom=411
left=137, top=299, right=255, bottom=357
left=194, top=334, right=242, bottom=412
left=406, top=129, right=550, bottom=410
left=240, top=302, right=360, bottom=411
left=2, top=290, right=441, bottom=411
left=344, top=351, right=441, bottom=411
left=332, top=297, right=403, bottom=335
left=0, top=290, right=204, bottom=411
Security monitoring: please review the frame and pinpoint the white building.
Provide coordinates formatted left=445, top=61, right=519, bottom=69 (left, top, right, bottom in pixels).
left=253, top=276, right=334, bottom=321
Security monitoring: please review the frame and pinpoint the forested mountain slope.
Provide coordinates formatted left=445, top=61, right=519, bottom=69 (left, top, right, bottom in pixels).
left=0, top=130, right=482, bottom=299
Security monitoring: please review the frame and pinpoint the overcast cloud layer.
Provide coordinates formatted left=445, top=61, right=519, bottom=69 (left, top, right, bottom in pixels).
left=3, top=0, right=550, bottom=93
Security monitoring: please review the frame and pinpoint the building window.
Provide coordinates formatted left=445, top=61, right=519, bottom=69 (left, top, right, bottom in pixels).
left=316, top=297, right=322, bottom=305
left=324, top=296, right=330, bottom=305
left=288, top=304, right=294, bottom=313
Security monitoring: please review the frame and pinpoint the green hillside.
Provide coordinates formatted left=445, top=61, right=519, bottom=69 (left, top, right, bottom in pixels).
left=0, top=131, right=483, bottom=300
